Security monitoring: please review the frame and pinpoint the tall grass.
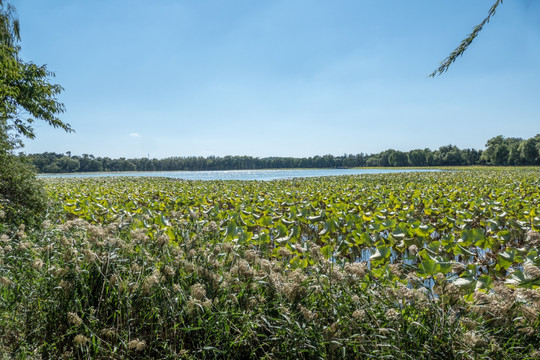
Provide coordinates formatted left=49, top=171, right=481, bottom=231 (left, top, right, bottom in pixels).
left=1, top=216, right=538, bottom=359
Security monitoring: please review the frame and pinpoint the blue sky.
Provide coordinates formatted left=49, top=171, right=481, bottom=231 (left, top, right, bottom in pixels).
left=12, top=0, right=540, bottom=158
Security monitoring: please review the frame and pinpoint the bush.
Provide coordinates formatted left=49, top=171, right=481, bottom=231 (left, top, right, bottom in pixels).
left=0, top=152, right=47, bottom=227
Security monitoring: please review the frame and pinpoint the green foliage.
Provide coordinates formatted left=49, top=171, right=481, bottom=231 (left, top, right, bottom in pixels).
left=0, top=1, right=71, bottom=227
left=0, top=152, right=47, bottom=227
left=0, top=2, right=72, bottom=148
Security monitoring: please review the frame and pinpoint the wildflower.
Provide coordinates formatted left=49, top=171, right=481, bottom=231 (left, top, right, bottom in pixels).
left=351, top=295, right=360, bottom=303
left=73, top=334, right=89, bottom=345
left=68, top=312, right=83, bottom=327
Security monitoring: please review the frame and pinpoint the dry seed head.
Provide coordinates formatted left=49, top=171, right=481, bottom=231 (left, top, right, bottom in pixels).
left=73, top=334, right=89, bottom=346
left=157, top=234, right=169, bottom=246
left=460, top=317, right=478, bottom=330
left=162, top=265, right=175, bottom=278
left=109, top=274, right=119, bottom=286
left=517, top=288, right=540, bottom=305
left=68, top=312, right=83, bottom=327
left=142, top=272, right=161, bottom=294
left=130, top=229, right=149, bottom=243
left=408, top=245, right=418, bottom=255
left=206, top=221, right=218, bottom=232
left=245, top=249, right=258, bottom=262
left=17, top=241, right=30, bottom=250
left=344, top=262, right=367, bottom=277
left=462, top=331, right=488, bottom=348
left=0, top=276, right=12, bottom=287
left=82, top=249, right=98, bottom=263
left=352, top=309, right=365, bottom=320
left=278, top=247, right=292, bottom=258
left=521, top=304, right=539, bottom=323
left=386, top=308, right=399, bottom=320
left=435, top=273, right=445, bottom=282
left=525, top=230, right=540, bottom=247
left=300, top=305, right=315, bottom=321
left=331, top=268, right=343, bottom=281
left=130, top=263, right=142, bottom=272
left=190, top=283, right=206, bottom=301
left=452, top=262, right=467, bottom=274
left=127, top=339, right=146, bottom=351
left=309, top=244, right=321, bottom=260
left=524, top=264, right=540, bottom=279
left=100, top=328, right=116, bottom=339
left=32, top=259, right=44, bottom=270
left=202, top=298, right=213, bottom=309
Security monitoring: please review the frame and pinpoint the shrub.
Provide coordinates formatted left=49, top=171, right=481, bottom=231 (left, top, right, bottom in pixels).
left=0, top=152, right=47, bottom=227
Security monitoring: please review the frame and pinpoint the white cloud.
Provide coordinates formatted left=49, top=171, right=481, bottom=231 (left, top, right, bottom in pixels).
left=129, top=133, right=142, bottom=138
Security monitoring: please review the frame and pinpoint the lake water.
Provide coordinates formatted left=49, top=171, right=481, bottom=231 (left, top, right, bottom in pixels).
left=39, top=168, right=440, bottom=181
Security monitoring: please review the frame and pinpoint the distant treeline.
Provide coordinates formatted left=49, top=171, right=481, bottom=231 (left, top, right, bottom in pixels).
left=22, top=135, right=540, bottom=173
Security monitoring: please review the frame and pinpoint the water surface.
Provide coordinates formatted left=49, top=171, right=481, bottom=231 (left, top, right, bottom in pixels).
left=39, top=168, right=440, bottom=181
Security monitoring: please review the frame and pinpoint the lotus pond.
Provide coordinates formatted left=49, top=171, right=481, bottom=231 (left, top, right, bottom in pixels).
left=1, top=168, right=539, bottom=359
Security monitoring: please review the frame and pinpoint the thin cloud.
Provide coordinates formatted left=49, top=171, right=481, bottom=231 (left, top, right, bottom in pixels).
left=129, top=133, right=142, bottom=138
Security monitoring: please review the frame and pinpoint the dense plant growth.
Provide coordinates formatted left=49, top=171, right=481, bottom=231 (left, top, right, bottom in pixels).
left=1, top=169, right=539, bottom=359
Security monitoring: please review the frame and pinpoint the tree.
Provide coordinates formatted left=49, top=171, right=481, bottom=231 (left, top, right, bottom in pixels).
left=430, top=0, right=503, bottom=77
left=1, top=1, right=72, bottom=226
left=1, top=1, right=72, bottom=148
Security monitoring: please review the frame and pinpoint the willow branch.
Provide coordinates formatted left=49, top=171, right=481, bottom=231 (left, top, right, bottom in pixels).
left=429, top=0, right=503, bottom=77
